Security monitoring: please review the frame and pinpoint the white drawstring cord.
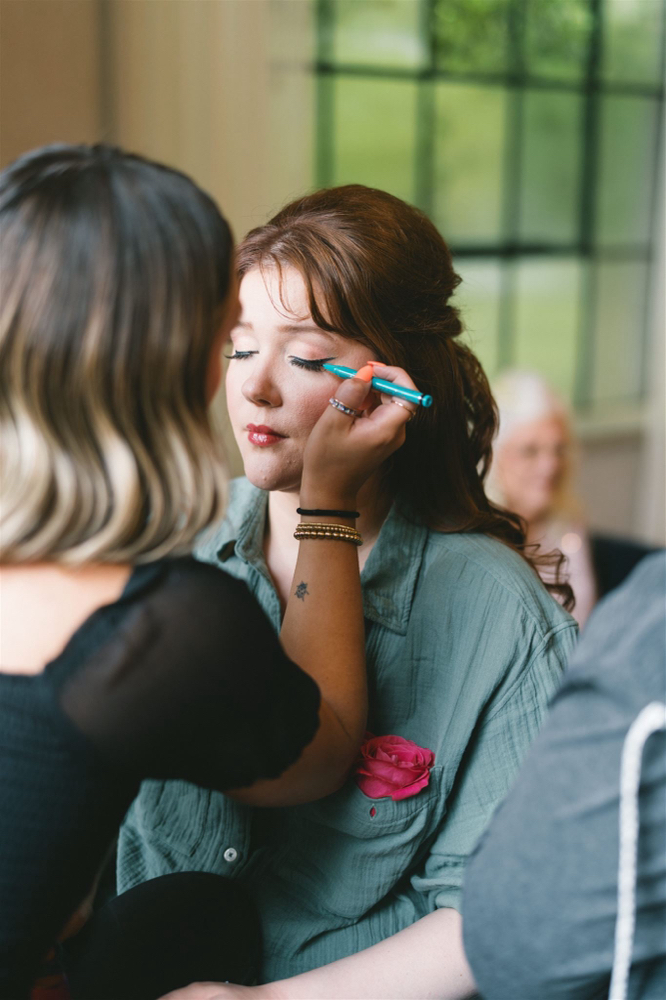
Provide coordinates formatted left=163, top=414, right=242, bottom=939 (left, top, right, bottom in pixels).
left=608, top=701, right=666, bottom=1000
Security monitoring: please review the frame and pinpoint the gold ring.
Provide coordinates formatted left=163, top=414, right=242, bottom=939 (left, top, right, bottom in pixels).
left=390, top=398, right=416, bottom=421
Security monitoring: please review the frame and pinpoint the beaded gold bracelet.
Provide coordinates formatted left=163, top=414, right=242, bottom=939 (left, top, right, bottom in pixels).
left=294, top=522, right=363, bottom=546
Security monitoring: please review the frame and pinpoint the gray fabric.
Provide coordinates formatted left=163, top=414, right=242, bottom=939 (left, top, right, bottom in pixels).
left=463, top=552, right=666, bottom=1000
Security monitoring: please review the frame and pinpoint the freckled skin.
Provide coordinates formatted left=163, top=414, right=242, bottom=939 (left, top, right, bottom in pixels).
left=225, top=267, right=377, bottom=494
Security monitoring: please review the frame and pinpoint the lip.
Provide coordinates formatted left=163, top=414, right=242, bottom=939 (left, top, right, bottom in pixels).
left=246, top=423, right=287, bottom=447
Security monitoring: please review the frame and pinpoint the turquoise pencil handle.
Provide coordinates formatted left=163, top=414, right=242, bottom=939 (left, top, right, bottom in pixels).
left=370, top=376, right=433, bottom=408
left=321, top=363, right=433, bottom=407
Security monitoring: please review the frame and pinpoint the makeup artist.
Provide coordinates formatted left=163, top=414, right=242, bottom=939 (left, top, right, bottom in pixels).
left=0, top=147, right=412, bottom=1000
left=122, top=185, right=579, bottom=1000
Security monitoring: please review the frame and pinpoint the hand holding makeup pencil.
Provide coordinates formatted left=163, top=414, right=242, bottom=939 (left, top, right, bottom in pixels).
left=301, top=362, right=417, bottom=507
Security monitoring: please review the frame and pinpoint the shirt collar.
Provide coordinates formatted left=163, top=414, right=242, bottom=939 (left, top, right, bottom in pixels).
left=200, top=479, right=429, bottom=636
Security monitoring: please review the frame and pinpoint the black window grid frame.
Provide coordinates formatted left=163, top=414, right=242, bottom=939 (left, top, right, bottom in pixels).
left=314, top=0, right=666, bottom=412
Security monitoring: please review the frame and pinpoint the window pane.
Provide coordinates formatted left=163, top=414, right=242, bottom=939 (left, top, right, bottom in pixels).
left=331, top=0, right=426, bottom=69
left=433, top=84, right=506, bottom=245
left=524, top=0, right=592, bottom=82
left=434, top=0, right=510, bottom=75
left=513, top=258, right=582, bottom=403
left=519, top=90, right=584, bottom=244
left=602, top=0, right=665, bottom=86
left=596, top=96, right=659, bottom=247
left=455, top=260, right=502, bottom=376
left=591, top=260, right=649, bottom=406
left=332, top=78, right=417, bottom=203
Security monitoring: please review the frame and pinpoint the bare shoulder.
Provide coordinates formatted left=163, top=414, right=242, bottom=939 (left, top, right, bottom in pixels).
left=0, top=562, right=132, bottom=674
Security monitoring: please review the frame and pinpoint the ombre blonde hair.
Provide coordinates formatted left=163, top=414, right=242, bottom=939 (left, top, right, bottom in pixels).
left=0, top=144, right=232, bottom=565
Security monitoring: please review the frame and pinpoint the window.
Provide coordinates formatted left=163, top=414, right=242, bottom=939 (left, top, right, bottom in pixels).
left=314, top=0, right=665, bottom=413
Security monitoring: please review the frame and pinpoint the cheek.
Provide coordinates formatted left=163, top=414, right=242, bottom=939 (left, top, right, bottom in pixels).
left=289, top=383, right=334, bottom=434
left=225, top=366, right=243, bottom=419
left=504, top=456, right=533, bottom=491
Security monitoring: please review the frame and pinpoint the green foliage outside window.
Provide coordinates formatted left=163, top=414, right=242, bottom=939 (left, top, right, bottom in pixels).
left=433, top=0, right=511, bottom=74
left=316, top=0, right=665, bottom=412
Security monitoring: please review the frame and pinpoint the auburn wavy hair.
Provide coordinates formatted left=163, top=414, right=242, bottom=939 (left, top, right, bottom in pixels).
left=238, top=184, right=573, bottom=609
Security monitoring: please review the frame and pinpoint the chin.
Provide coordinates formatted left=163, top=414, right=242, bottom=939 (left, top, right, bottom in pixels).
left=242, top=457, right=301, bottom=494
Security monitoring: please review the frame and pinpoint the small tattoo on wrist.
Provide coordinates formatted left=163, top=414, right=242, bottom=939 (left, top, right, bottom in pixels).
left=295, top=581, right=309, bottom=601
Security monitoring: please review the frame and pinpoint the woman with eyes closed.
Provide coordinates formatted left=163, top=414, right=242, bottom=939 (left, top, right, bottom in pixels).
left=120, top=186, right=578, bottom=1000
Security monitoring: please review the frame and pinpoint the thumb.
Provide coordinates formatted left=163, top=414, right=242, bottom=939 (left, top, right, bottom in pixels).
left=332, top=376, right=372, bottom=411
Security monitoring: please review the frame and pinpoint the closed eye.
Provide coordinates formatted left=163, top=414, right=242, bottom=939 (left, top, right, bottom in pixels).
left=289, top=356, right=336, bottom=372
left=224, top=350, right=258, bottom=360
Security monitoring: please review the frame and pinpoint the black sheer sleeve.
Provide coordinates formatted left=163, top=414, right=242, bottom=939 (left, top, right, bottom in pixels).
left=59, top=560, right=320, bottom=792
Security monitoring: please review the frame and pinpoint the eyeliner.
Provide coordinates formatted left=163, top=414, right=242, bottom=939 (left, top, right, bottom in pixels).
left=321, top=364, right=433, bottom=408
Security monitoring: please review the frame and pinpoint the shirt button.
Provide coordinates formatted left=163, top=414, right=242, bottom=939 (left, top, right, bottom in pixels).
left=223, top=847, right=238, bottom=863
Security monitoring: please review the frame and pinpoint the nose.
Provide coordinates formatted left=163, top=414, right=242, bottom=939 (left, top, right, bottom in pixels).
left=241, top=361, right=282, bottom=408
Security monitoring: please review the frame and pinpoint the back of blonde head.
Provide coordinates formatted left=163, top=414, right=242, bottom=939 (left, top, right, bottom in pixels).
left=0, top=144, right=231, bottom=565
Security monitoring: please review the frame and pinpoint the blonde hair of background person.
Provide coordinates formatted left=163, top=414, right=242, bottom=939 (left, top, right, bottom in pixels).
left=0, top=144, right=414, bottom=998
left=487, top=369, right=597, bottom=627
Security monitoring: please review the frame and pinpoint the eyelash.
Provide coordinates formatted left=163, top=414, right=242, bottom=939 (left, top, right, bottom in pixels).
left=224, top=352, right=335, bottom=373
left=289, top=356, right=335, bottom=372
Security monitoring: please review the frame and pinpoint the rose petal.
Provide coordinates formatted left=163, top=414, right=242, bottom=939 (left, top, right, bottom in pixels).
left=390, top=772, right=431, bottom=801
left=357, top=759, right=403, bottom=780
left=356, top=774, right=396, bottom=798
left=359, top=760, right=423, bottom=784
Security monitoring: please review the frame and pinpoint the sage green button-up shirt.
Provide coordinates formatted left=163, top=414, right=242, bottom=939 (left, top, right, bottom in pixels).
left=118, top=478, right=577, bottom=982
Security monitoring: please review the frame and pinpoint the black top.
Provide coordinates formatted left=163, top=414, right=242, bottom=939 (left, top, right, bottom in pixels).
left=0, top=558, right=320, bottom=998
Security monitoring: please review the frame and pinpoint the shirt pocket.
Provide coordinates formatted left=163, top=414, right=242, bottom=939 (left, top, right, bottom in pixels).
left=283, top=767, right=443, bottom=920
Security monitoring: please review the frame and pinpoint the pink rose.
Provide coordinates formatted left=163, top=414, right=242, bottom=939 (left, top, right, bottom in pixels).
left=355, top=733, right=435, bottom=801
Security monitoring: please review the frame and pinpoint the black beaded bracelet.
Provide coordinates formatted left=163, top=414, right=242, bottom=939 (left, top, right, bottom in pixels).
left=297, top=507, right=360, bottom=519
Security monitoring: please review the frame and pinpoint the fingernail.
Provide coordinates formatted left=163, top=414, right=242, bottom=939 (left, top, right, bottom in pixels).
left=355, top=365, right=374, bottom=382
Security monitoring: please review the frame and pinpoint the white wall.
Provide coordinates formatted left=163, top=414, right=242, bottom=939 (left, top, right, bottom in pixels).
left=0, top=0, right=102, bottom=168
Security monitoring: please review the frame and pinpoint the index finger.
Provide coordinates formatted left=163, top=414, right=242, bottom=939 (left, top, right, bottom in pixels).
left=365, top=361, right=418, bottom=392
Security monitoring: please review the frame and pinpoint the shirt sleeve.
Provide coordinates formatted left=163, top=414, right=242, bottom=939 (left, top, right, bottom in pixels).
left=59, top=559, right=321, bottom=792
left=409, top=623, right=575, bottom=913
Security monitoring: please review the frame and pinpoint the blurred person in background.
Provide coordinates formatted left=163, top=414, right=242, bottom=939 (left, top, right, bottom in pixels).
left=0, top=145, right=412, bottom=1000
left=488, top=369, right=597, bottom=628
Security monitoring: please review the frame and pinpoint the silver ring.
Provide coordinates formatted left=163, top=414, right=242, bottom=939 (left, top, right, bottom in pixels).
left=329, top=397, right=363, bottom=418
left=390, top=398, right=416, bottom=421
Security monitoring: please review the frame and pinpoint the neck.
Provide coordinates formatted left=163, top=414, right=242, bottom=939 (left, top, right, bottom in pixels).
left=524, top=511, right=553, bottom=544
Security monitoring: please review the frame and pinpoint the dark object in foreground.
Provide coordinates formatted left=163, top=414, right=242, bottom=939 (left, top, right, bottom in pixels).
left=65, top=872, right=260, bottom=1000
left=591, top=533, right=659, bottom=600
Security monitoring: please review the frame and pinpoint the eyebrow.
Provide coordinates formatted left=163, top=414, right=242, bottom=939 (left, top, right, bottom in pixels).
left=234, top=320, right=335, bottom=337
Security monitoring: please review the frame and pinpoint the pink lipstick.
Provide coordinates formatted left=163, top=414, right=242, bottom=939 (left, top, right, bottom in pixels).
left=247, top=424, right=286, bottom=447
